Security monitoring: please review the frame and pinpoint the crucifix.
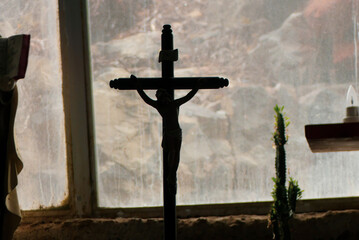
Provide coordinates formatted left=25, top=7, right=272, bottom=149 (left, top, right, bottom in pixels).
left=109, top=25, right=229, bottom=240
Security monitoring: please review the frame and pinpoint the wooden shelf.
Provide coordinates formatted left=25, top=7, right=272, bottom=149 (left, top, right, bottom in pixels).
left=305, top=122, right=359, bottom=153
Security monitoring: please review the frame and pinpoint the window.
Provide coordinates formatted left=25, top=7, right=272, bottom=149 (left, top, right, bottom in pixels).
left=0, top=0, right=67, bottom=210
left=89, top=0, right=359, bottom=208
left=1, top=0, right=359, bottom=216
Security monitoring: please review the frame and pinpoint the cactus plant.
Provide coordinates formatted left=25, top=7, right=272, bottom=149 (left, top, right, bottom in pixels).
left=269, top=105, right=303, bottom=240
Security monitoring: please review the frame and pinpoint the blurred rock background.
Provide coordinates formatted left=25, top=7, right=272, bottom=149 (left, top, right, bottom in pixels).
left=2, top=0, right=358, bottom=210
left=89, top=0, right=359, bottom=207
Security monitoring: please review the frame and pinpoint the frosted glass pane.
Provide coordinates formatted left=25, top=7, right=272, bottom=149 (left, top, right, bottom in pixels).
left=89, top=0, right=359, bottom=207
left=0, top=0, right=67, bottom=210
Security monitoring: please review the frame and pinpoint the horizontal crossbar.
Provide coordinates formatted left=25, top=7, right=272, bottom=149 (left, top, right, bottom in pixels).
left=109, top=77, right=229, bottom=90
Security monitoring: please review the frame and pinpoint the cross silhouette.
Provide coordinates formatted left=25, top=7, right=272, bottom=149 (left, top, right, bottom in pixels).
left=109, top=24, right=229, bottom=240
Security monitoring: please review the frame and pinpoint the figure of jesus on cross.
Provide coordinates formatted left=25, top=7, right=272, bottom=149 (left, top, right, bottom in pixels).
left=132, top=74, right=199, bottom=195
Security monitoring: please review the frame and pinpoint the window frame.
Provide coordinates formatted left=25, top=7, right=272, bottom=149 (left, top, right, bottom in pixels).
left=22, top=0, right=96, bottom=217
left=21, top=0, right=359, bottom=219
left=58, top=0, right=96, bottom=216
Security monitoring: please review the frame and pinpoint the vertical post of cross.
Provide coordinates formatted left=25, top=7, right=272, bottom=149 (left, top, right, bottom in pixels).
left=160, top=24, right=177, bottom=240
left=109, top=24, right=229, bottom=240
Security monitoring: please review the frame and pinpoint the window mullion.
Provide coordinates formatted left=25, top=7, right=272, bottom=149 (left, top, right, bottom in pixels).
left=59, top=0, right=96, bottom=217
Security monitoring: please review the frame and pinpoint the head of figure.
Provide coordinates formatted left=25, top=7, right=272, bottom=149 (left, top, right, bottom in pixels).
left=156, top=89, right=171, bottom=104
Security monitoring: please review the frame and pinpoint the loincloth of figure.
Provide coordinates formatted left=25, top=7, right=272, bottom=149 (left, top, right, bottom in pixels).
left=161, top=128, right=182, bottom=152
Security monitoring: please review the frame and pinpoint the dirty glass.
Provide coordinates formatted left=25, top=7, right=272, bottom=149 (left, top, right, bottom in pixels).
left=89, top=0, right=359, bottom=207
left=0, top=0, right=67, bottom=210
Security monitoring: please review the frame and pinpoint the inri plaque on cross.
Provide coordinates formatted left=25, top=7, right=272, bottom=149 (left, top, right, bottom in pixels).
left=110, top=24, right=229, bottom=240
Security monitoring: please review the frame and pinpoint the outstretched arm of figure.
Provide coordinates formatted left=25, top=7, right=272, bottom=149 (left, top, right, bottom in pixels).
left=175, top=88, right=198, bottom=106
left=175, top=79, right=201, bottom=106
left=131, top=75, right=157, bottom=108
